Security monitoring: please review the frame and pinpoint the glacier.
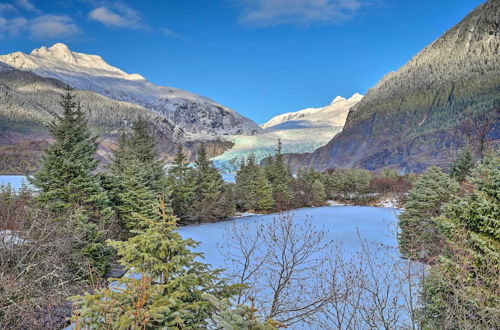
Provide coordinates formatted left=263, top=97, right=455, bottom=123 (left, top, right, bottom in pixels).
left=212, top=93, right=363, bottom=172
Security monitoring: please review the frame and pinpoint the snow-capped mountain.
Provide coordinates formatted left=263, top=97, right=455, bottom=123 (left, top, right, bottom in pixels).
left=0, top=43, right=262, bottom=138
left=212, top=94, right=362, bottom=173
left=261, top=93, right=363, bottom=130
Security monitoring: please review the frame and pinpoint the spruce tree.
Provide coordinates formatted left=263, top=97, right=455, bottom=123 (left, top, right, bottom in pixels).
left=110, top=117, right=168, bottom=233
left=205, top=294, right=279, bottom=329
left=71, top=200, right=237, bottom=328
left=311, top=179, right=327, bottom=206
left=30, top=87, right=113, bottom=276
left=127, top=118, right=168, bottom=196
left=398, top=167, right=459, bottom=261
left=265, top=139, right=292, bottom=209
left=449, top=147, right=476, bottom=182
left=235, top=153, right=261, bottom=210
left=167, top=145, right=196, bottom=221
left=191, top=145, right=233, bottom=222
left=421, top=153, right=500, bottom=328
left=253, top=168, right=274, bottom=211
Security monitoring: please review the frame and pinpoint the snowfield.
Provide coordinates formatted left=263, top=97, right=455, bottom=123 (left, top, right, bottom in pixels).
left=212, top=94, right=363, bottom=172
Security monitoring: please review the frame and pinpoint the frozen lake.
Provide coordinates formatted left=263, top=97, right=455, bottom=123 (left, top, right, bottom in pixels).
left=179, top=205, right=413, bottom=328
left=0, top=175, right=30, bottom=190
left=180, top=205, right=399, bottom=270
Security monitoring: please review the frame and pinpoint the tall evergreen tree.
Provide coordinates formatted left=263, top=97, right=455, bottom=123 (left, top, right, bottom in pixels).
left=191, top=145, right=233, bottom=222
left=110, top=117, right=169, bottom=233
left=421, top=153, right=500, bottom=328
left=235, top=153, right=261, bottom=210
left=398, top=167, right=459, bottom=261
left=265, top=139, right=292, bottom=209
left=167, top=145, right=196, bottom=221
left=311, top=179, right=327, bottom=206
left=71, top=200, right=237, bottom=328
left=127, top=118, right=168, bottom=196
left=253, top=168, right=274, bottom=211
left=449, top=147, right=476, bottom=182
left=30, top=87, right=113, bottom=275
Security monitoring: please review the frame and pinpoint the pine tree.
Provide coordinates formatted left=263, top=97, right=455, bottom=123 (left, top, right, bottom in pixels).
left=71, top=200, right=237, bottom=328
left=127, top=118, right=168, bottom=197
left=253, top=168, right=274, bottom=211
left=116, top=158, right=158, bottom=231
left=311, top=179, right=327, bottom=206
left=449, top=147, right=476, bottom=182
left=205, top=294, right=280, bottom=329
left=110, top=117, right=169, bottom=233
left=421, top=153, right=500, bottom=328
left=191, top=145, right=233, bottom=222
left=398, top=167, right=459, bottom=261
left=265, top=139, right=292, bottom=209
left=235, top=153, right=261, bottom=210
left=30, top=87, right=113, bottom=276
left=167, top=145, right=196, bottom=221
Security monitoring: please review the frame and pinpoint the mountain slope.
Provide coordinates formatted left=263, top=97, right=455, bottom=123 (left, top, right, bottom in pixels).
left=262, top=94, right=362, bottom=130
left=285, top=0, right=500, bottom=172
left=0, top=43, right=262, bottom=138
left=212, top=94, right=362, bottom=172
left=0, top=63, right=232, bottom=174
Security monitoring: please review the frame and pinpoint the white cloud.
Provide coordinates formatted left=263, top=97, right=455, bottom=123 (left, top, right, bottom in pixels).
left=89, top=3, right=146, bottom=29
left=29, top=15, right=79, bottom=39
left=15, top=0, right=40, bottom=13
left=0, top=3, right=17, bottom=13
left=0, top=14, right=79, bottom=39
left=161, top=27, right=188, bottom=41
left=236, top=0, right=363, bottom=27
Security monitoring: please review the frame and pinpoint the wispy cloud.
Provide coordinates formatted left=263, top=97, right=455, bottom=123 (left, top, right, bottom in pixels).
left=15, top=0, right=40, bottom=13
left=0, top=15, right=79, bottom=39
left=161, top=27, right=189, bottom=41
left=0, top=3, right=17, bottom=13
left=236, top=0, right=363, bottom=27
left=89, top=3, right=147, bottom=29
left=29, top=15, right=79, bottom=39
left=0, top=0, right=79, bottom=40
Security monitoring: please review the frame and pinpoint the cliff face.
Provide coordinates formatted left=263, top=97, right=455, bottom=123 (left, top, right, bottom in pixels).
left=286, top=0, right=500, bottom=172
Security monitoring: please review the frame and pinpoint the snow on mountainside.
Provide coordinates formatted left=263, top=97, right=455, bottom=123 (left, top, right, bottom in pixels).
left=261, top=93, right=362, bottom=130
left=212, top=94, right=362, bottom=173
left=0, top=43, right=262, bottom=138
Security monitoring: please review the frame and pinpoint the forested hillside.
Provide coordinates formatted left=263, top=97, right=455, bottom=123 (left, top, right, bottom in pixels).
left=285, top=0, right=500, bottom=172
left=0, top=64, right=232, bottom=174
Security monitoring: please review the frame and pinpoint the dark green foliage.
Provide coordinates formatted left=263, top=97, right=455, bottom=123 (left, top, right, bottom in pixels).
left=205, top=294, right=279, bottom=329
left=190, top=145, right=234, bottom=222
left=167, top=145, right=196, bottom=221
left=398, top=167, right=459, bottom=261
left=290, top=167, right=327, bottom=207
left=71, top=200, right=237, bottom=328
left=324, top=168, right=372, bottom=204
left=110, top=118, right=169, bottom=233
left=264, top=140, right=293, bottom=209
left=449, top=147, right=476, bottom=182
left=29, top=88, right=113, bottom=276
left=235, top=153, right=274, bottom=211
left=311, top=179, right=327, bottom=206
left=420, top=153, right=500, bottom=328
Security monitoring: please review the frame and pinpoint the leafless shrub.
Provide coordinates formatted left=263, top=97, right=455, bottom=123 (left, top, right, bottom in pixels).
left=219, top=212, right=333, bottom=326
left=220, top=213, right=427, bottom=329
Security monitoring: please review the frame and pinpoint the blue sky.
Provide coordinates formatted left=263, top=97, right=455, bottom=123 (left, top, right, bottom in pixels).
left=0, top=0, right=486, bottom=124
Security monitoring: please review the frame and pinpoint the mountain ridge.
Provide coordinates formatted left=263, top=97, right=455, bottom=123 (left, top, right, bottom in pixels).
left=0, top=43, right=262, bottom=139
left=283, top=0, right=500, bottom=172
